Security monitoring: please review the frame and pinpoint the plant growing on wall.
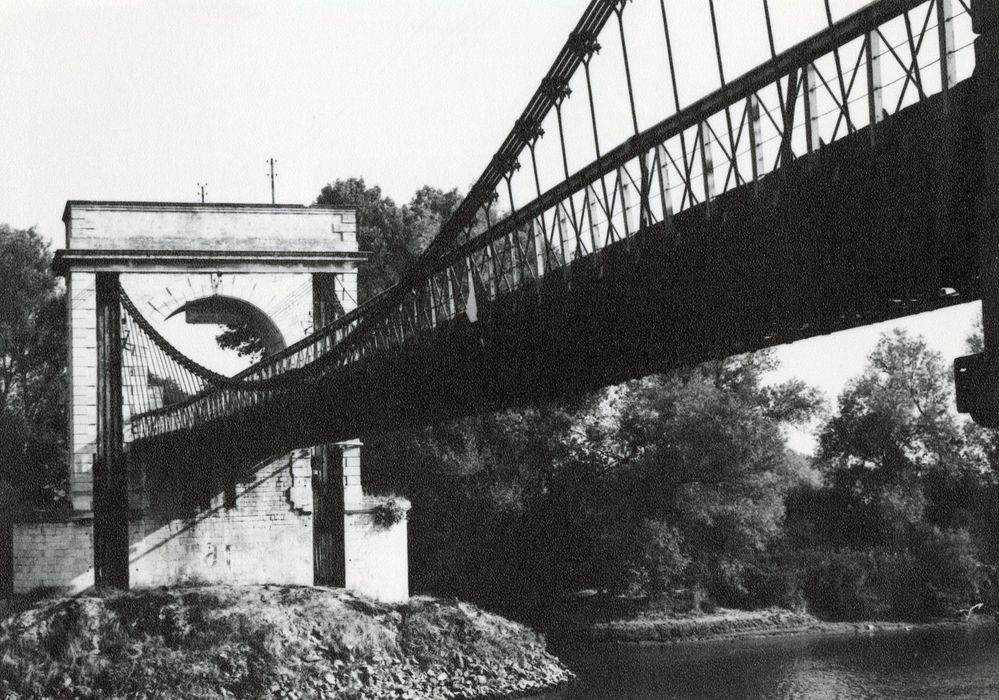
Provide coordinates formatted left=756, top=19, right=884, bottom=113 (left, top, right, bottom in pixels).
left=371, top=499, right=407, bottom=529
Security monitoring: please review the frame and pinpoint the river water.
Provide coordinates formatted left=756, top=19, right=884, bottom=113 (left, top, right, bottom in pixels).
left=535, top=624, right=999, bottom=699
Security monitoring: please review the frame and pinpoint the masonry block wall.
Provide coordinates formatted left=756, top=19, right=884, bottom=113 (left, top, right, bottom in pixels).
left=12, top=202, right=367, bottom=594
left=344, top=503, right=410, bottom=603
left=129, top=450, right=313, bottom=587
left=12, top=445, right=416, bottom=600
left=12, top=451, right=313, bottom=594
left=12, top=520, right=95, bottom=594
left=339, top=441, right=410, bottom=603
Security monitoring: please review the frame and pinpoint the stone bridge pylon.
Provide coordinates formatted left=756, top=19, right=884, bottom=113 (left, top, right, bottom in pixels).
left=12, top=201, right=410, bottom=602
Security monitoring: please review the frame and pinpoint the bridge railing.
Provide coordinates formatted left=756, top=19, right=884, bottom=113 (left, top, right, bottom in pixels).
left=130, top=0, right=977, bottom=441
left=377, top=0, right=977, bottom=331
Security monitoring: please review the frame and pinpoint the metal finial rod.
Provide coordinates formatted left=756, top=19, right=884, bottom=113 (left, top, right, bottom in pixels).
left=267, top=158, right=277, bottom=204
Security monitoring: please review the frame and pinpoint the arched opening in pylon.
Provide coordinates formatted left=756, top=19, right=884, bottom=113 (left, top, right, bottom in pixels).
left=161, top=295, right=286, bottom=375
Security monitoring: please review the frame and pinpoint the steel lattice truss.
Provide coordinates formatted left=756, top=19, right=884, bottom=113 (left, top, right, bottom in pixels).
left=124, top=0, right=978, bottom=443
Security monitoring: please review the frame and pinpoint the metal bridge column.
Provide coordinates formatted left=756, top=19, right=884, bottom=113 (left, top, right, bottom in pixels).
left=94, top=272, right=129, bottom=589
left=960, top=1, right=999, bottom=425
left=312, top=274, right=346, bottom=586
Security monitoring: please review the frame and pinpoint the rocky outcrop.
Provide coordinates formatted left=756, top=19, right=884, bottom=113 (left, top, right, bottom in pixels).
left=0, top=585, right=573, bottom=699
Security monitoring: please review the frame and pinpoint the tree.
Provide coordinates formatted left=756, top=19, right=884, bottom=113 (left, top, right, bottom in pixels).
left=313, top=178, right=404, bottom=303
left=362, top=350, right=822, bottom=614
left=402, top=185, right=463, bottom=262
left=959, top=314, right=999, bottom=476
left=362, top=402, right=582, bottom=614
left=813, top=329, right=987, bottom=546
left=967, top=315, right=985, bottom=355
left=789, top=329, right=995, bottom=618
left=313, top=179, right=460, bottom=303
left=576, top=353, right=822, bottom=602
left=0, top=225, right=67, bottom=508
left=213, top=324, right=267, bottom=362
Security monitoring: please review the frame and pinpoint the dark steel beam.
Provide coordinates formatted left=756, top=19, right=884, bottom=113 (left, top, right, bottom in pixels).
left=397, top=0, right=940, bottom=280
left=417, top=0, right=618, bottom=264
left=131, top=0, right=970, bottom=440
left=132, top=80, right=981, bottom=443
left=218, top=0, right=937, bottom=389
left=95, top=272, right=128, bottom=589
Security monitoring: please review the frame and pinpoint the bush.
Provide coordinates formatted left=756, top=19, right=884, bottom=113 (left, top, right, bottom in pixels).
left=795, top=530, right=989, bottom=621
left=912, top=526, right=986, bottom=617
left=800, top=549, right=889, bottom=620
left=371, top=498, right=407, bottom=528
left=627, top=520, right=689, bottom=598
left=735, top=557, right=805, bottom=612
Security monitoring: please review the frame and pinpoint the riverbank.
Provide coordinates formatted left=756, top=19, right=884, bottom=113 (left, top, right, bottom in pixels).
left=535, top=614, right=999, bottom=699
left=0, top=585, right=573, bottom=699
left=558, top=606, right=997, bottom=646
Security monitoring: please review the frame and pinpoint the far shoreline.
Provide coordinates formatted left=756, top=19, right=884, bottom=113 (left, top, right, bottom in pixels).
left=547, top=607, right=999, bottom=648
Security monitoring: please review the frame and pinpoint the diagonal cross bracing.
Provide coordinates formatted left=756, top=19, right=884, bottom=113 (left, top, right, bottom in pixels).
left=128, top=0, right=977, bottom=443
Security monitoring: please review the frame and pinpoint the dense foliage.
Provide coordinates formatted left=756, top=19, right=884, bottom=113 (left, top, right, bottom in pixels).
left=0, top=225, right=67, bottom=511
left=784, top=330, right=998, bottom=620
left=362, top=353, right=824, bottom=618
left=313, top=178, right=461, bottom=303
left=362, top=327, right=997, bottom=623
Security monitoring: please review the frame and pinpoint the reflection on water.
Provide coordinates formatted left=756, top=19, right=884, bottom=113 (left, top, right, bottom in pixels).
left=536, top=624, right=999, bottom=699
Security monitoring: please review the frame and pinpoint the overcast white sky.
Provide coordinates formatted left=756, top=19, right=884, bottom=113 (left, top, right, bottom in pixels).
left=0, top=0, right=981, bottom=451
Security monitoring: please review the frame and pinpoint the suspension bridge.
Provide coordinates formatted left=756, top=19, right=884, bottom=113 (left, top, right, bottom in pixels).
left=25, top=0, right=999, bottom=594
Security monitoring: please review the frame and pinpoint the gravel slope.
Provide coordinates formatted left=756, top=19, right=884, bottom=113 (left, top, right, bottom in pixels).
left=0, top=585, right=573, bottom=699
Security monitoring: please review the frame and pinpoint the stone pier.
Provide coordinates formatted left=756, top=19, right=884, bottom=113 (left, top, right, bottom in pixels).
left=340, top=440, right=411, bottom=603
left=11, top=201, right=408, bottom=601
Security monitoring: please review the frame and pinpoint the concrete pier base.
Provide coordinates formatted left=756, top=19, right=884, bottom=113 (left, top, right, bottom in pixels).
left=339, top=441, right=411, bottom=603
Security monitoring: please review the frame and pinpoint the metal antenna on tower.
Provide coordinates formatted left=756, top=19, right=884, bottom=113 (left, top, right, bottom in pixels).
left=266, top=158, right=277, bottom=204
left=197, top=183, right=207, bottom=203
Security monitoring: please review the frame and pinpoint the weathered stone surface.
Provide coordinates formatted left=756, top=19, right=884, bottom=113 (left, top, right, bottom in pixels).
left=14, top=201, right=375, bottom=593
left=62, top=201, right=356, bottom=254
left=339, top=441, right=412, bottom=604
left=13, top=453, right=313, bottom=594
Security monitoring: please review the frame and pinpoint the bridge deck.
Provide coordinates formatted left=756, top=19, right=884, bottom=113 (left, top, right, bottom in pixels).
left=136, top=79, right=981, bottom=465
